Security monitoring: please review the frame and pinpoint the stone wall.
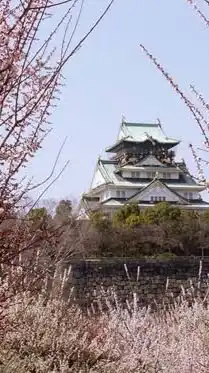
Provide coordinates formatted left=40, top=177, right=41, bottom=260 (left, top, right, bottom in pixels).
left=64, top=257, right=209, bottom=310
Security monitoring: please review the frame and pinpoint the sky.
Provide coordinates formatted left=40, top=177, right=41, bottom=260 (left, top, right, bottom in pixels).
left=29, top=0, right=209, bottom=203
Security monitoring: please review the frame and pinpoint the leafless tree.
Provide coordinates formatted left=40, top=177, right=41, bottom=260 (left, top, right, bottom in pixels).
left=140, top=0, right=209, bottom=185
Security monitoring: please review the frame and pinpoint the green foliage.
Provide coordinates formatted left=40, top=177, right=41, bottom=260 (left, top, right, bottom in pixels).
left=182, top=210, right=199, bottom=220
left=55, top=199, right=72, bottom=222
left=113, top=203, right=141, bottom=226
left=171, top=210, right=201, bottom=256
left=27, top=207, right=51, bottom=229
left=142, top=202, right=182, bottom=225
left=200, top=209, right=209, bottom=223
left=89, top=210, right=111, bottom=231
left=125, top=214, right=143, bottom=227
left=28, top=207, right=49, bottom=222
left=155, top=252, right=177, bottom=260
left=113, top=202, right=182, bottom=228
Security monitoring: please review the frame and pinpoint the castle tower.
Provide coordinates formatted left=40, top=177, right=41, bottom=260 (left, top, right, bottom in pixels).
left=81, top=120, right=208, bottom=216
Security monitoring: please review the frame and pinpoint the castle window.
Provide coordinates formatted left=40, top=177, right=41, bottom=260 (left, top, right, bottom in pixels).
left=131, top=171, right=140, bottom=178
left=184, top=192, right=192, bottom=199
left=162, top=172, right=171, bottom=179
left=147, top=172, right=155, bottom=179
left=116, top=190, right=126, bottom=198
left=189, top=192, right=193, bottom=200
left=151, top=196, right=166, bottom=202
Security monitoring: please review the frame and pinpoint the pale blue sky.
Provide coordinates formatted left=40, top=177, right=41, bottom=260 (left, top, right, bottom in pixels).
left=29, top=0, right=209, bottom=202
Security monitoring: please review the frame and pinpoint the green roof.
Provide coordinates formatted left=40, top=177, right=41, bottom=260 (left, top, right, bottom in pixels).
left=91, top=159, right=202, bottom=189
left=106, top=122, right=180, bottom=152
left=119, top=122, right=180, bottom=143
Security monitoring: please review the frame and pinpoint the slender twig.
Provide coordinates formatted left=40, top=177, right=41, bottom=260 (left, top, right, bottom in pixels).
left=29, top=160, right=70, bottom=212
left=28, top=137, right=68, bottom=191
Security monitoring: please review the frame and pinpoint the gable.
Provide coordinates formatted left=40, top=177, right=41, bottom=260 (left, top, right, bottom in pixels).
left=90, top=168, right=106, bottom=189
left=137, top=154, right=165, bottom=167
left=128, top=180, right=187, bottom=203
left=102, top=199, right=123, bottom=207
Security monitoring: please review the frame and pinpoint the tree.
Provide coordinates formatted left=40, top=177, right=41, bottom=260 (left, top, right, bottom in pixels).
left=168, top=210, right=202, bottom=256
left=89, top=210, right=111, bottom=231
left=113, top=203, right=141, bottom=226
left=28, top=207, right=52, bottom=230
left=0, top=0, right=116, bottom=317
left=125, top=214, right=143, bottom=227
left=0, top=0, right=115, bottom=216
left=140, top=1, right=209, bottom=184
left=201, top=209, right=209, bottom=223
left=28, top=207, right=49, bottom=220
left=142, top=202, right=182, bottom=225
left=55, top=199, right=72, bottom=223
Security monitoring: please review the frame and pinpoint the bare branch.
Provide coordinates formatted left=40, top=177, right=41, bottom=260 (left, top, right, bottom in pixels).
left=28, top=137, right=68, bottom=192
left=139, top=44, right=209, bottom=148
left=29, top=160, right=70, bottom=212
left=186, top=0, right=209, bottom=28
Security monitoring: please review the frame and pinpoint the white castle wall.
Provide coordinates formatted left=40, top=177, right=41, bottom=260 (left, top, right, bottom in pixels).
left=122, top=170, right=179, bottom=180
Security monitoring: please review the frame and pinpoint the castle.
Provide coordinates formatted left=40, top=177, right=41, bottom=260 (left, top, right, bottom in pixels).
left=81, top=120, right=208, bottom=217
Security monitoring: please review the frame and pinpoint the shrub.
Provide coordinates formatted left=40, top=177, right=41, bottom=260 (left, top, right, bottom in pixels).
left=1, top=283, right=209, bottom=373
left=112, top=203, right=141, bottom=226
left=142, top=202, right=182, bottom=225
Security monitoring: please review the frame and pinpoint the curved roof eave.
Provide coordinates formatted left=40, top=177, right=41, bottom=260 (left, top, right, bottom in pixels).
left=105, top=138, right=180, bottom=152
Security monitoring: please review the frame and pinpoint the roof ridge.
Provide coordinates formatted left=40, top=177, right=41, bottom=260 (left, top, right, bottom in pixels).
left=98, top=159, right=112, bottom=183
left=124, top=122, right=159, bottom=127
left=99, top=158, right=117, bottom=164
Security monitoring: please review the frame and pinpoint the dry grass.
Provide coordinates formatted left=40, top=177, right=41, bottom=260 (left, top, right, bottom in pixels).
left=1, top=269, right=209, bottom=373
